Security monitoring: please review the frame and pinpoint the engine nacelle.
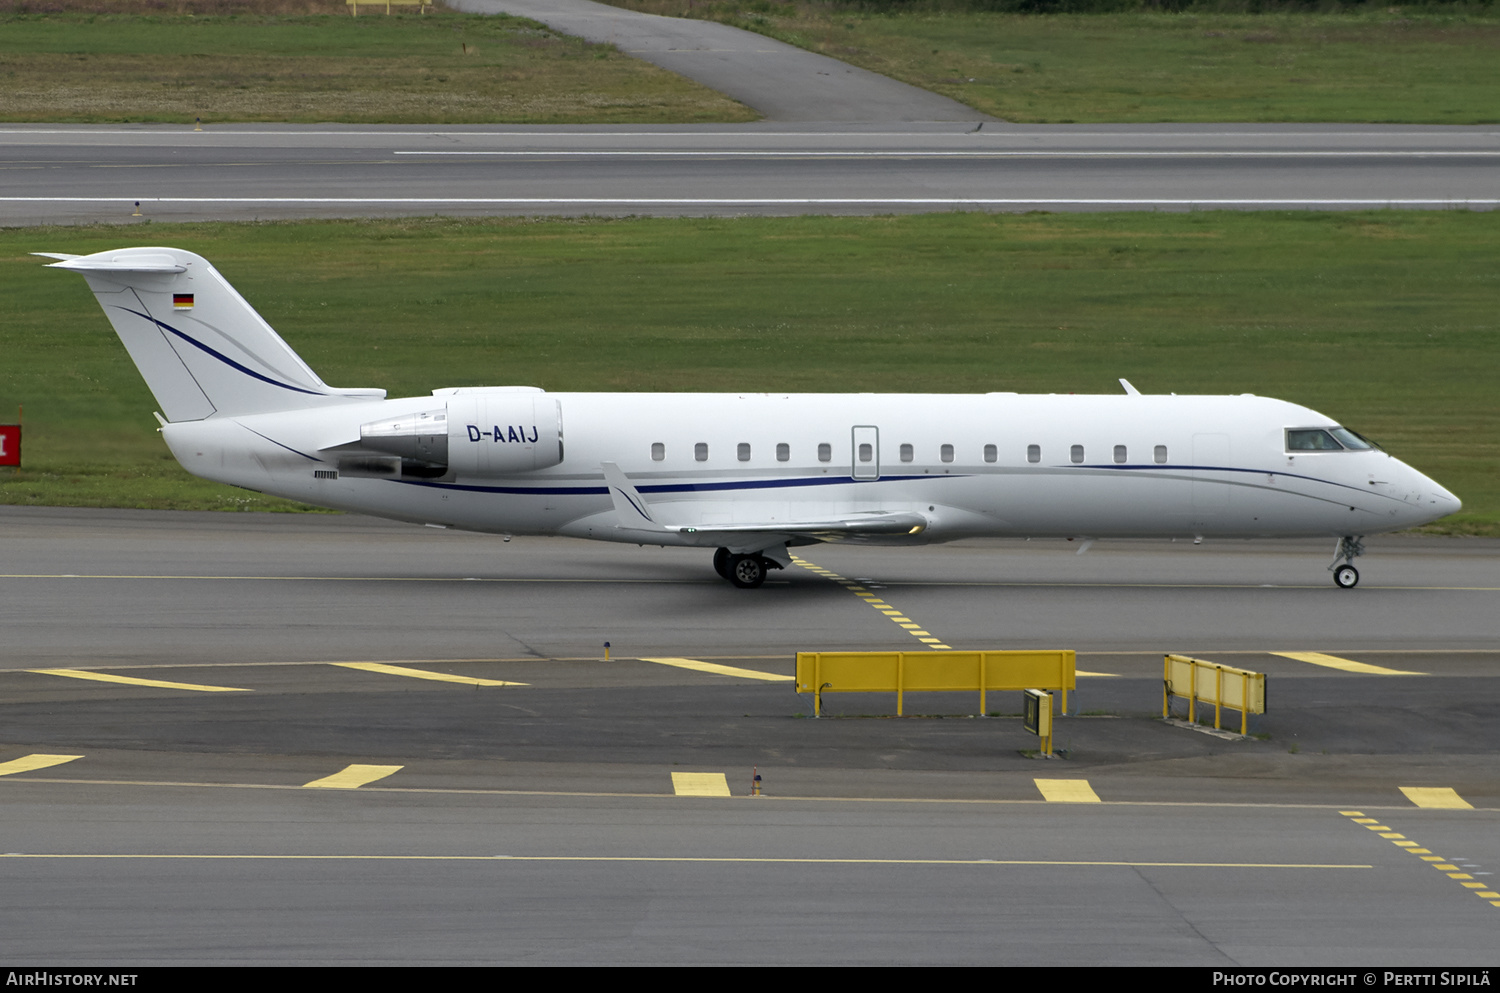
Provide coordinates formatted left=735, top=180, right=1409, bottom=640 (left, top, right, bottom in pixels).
left=447, top=392, right=564, bottom=475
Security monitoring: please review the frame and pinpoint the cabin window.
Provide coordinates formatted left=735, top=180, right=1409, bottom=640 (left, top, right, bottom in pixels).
left=1113, top=444, right=1127, bottom=464
left=1027, top=444, right=1040, bottom=464
left=695, top=442, right=709, bottom=462
left=1071, top=445, right=1084, bottom=464
left=818, top=442, right=832, bottom=463
left=940, top=444, right=954, bottom=463
left=651, top=442, right=665, bottom=462
left=737, top=443, right=751, bottom=462
left=899, top=443, right=914, bottom=463
left=1154, top=445, right=1167, bottom=464
left=984, top=444, right=997, bottom=463
left=858, top=443, right=874, bottom=463
left=776, top=442, right=789, bottom=462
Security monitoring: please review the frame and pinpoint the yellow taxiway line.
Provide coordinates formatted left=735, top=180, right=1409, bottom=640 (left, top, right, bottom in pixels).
left=1272, top=652, right=1426, bottom=676
left=303, top=765, right=404, bottom=789
left=0, top=754, right=84, bottom=777
left=329, top=661, right=527, bottom=687
left=1399, top=787, right=1475, bottom=810
left=671, top=772, right=732, bottom=797
left=27, top=668, right=250, bottom=692
left=1035, top=779, right=1102, bottom=803
left=639, top=657, right=792, bottom=682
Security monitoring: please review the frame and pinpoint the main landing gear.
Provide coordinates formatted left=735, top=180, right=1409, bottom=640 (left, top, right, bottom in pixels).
left=1329, top=535, right=1365, bottom=589
left=713, top=546, right=784, bottom=589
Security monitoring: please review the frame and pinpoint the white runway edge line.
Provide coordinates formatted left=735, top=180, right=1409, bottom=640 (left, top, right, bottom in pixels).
left=8, top=197, right=1500, bottom=208
left=392, top=150, right=1500, bottom=158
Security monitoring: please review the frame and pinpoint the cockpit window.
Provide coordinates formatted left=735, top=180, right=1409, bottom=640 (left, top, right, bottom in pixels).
left=1329, top=427, right=1377, bottom=451
left=1287, top=429, right=1344, bottom=451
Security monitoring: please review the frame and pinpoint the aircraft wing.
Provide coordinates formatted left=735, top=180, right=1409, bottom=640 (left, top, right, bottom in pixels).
left=672, top=513, right=927, bottom=539
left=599, top=461, right=927, bottom=542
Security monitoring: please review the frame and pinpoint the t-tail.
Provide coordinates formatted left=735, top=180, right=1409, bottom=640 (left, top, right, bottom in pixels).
left=39, top=247, right=384, bottom=421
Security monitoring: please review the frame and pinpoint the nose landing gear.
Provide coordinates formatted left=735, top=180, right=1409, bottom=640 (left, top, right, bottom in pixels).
left=1329, top=535, right=1365, bottom=589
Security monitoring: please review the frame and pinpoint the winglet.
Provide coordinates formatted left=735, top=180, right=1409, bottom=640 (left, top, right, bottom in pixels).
left=1119, top=378, right=1142, bottom=396
left=600, top=461, right=665, bottom=531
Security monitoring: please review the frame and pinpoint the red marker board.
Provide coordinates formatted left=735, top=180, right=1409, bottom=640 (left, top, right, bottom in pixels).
left=0, top=425, right=19, bottom=466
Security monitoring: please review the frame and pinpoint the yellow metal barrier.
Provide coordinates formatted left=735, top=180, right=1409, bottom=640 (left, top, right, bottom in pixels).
left=348, top=0, right=431, bottom=14
left=795, top=650, right=1075, bottom=717
left=1162, top=654, right=1266, bottom=735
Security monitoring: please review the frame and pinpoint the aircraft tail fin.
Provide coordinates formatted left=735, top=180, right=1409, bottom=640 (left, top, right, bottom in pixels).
left=41, top=247, right=384, bottom=422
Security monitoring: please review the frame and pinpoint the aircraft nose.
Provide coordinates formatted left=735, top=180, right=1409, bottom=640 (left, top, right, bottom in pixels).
left=1412, top=465, right=1462, bottom=519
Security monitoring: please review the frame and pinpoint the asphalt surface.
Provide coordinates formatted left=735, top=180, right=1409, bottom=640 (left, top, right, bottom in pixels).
left=1, top=507, right=1496, bottom=963
left=447, top=0, right=987, bottom=122
left=3, top=122, right=1497, bottom=225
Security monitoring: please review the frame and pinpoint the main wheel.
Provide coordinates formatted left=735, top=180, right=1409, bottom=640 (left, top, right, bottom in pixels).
left=712, top=547, right=732, bottom=580
left=727, top=554, right=767, bottom=589
left=1333, top=564, right=1359, bottom=589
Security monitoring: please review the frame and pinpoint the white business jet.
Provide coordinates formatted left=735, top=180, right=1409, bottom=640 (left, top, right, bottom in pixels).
left=42, top=247, right=1461, bottom=589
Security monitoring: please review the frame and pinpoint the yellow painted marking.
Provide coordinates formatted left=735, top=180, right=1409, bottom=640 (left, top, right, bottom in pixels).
left=1273, top=652, right=1425, bottom=676
left=1351, top=817, right=1378, bottom=823
left=0, top=754, right=84, bottom=777
left=1034, top=779, right=1101, bottom=803
left=639, top=657, right=792, bottom=682
left=792, top=554, right=954, bottom=650
left=1342, top=812, right=1498, bottom=910
left=1400, top=787, right=1474, bottom=810
left=303, top=764, right=403, bottom=789
left=1076, top=670, right=1119, bottom=677
left=29, top=668, right=249, bottom=692
left=1409, top=849, right=1432, bottom=854
left=671, top=772, right=731, bottom=797
left=1478, top=891, right=1499, bottom=898
left=330, top=662, right=526, bottom=687
left=1365, top=824, right=1392, bottom=831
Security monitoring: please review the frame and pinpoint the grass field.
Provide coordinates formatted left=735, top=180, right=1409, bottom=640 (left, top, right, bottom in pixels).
left=0, top=2, right=754, bottom=123
left=603, top=1, right=1500, bottom=123
left=2, top=212, right=1496, bottom=534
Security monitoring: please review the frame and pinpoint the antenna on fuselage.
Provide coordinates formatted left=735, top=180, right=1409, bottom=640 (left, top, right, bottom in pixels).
left=1119, top=378, right=1142, bottom=396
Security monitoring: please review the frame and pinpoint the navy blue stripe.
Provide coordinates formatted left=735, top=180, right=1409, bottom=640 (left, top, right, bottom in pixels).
left=395, top=473, right=944, bottom=497
left=396, top=465, right=1366, bottom=500
left=242, top=426, right=323, bottom=463
left=120, top=307, right=325, bottom=397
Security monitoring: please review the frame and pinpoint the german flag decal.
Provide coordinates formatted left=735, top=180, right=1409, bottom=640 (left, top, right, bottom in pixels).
left=172, top=293, right=193, bottom=309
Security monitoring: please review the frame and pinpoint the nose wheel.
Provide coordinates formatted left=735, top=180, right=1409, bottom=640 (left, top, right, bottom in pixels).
left=1329, top=535, right=1365, bottom=589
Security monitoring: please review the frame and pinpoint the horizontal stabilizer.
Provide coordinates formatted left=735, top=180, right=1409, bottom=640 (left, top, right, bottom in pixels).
left=39, top=252, right=185, bottom=274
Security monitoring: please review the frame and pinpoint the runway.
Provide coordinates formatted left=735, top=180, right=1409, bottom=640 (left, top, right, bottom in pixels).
left=1, top=507, right=1496, bottom=963
left=3, top=122, right=1497, bottom=225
